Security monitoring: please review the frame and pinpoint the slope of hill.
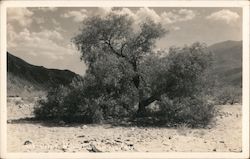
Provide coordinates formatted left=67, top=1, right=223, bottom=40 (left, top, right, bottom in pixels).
left=208, top=40, right=242, bottom=87
left=7, top=52, right=80, bottom=97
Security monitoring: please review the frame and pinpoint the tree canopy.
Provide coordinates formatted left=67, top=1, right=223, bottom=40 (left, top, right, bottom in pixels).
left=72, top=11, right=213, bottom=116
left=35, top=10, right=215, bottom=126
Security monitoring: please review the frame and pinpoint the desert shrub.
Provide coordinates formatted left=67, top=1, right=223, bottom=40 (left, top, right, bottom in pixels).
left=34, top=85, right=70, bottom=122
left=148, top=43, right=215, bottom=127
left=34, top=75, right=138, bottom=123
left=214, top=86, right=241, bottom=105
left=157, top=95, right=215, bottom=127
left=34, top=77, right=103, bottom=123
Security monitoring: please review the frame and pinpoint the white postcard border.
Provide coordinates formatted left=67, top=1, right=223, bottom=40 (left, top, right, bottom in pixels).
left=1, top=1, right=249, bottom=159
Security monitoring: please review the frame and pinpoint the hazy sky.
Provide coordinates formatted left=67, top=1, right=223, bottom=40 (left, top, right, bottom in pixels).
left=7, top=7, right=242, bottom=75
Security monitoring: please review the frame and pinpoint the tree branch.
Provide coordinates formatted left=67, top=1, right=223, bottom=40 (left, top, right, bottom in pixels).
left=140, top=78, right=176, bottom=108
left=141, top=93, right=160, bottom=107
left=120, top=42, right=127, bottom=55
left=105, top=40, right=127, bottom=59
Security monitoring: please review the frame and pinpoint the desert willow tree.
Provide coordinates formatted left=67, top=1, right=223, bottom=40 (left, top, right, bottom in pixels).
left=72, top=11, right=212, bottom=117
left=72, top=12, right=168, bottom=116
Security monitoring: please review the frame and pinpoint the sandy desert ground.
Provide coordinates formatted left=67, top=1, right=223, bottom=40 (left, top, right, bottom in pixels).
left=7, top=97, right=242, bottom=152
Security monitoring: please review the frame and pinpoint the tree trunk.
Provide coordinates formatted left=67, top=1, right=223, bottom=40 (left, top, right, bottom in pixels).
left=130, top=60, right=157, bottom=117
left=136, top=101, right=147, bottom=117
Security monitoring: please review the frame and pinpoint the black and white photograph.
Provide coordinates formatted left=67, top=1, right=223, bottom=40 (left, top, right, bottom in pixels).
left=0, top=1, right=249, bottom=158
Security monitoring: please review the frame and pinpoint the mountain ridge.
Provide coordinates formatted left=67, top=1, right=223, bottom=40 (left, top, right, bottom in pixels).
left=7, top=52, right=81, bottom=97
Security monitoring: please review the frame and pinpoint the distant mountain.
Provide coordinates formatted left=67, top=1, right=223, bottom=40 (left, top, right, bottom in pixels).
left=7, top=40, right=242, bottom=97
left=7, top=52, right=80, bottom=97
left=208, top=40, right=242, bottom=87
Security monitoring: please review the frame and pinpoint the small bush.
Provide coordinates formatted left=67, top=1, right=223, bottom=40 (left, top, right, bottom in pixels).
left=34, top=77, right=104, bottom=123
left=214, top=86, right=241, bottom=105
left=157, top=95, right=215, bottom=127
left=34, top=76, right=137, bottom=123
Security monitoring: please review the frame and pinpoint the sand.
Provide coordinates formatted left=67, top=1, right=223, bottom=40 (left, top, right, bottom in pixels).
left=7, top=97, right=242, bottom=152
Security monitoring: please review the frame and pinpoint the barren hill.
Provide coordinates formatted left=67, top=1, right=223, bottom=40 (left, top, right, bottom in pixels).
left=208, top=40, right=242, bottom=87
left=7, top=52, right=80, bottom=97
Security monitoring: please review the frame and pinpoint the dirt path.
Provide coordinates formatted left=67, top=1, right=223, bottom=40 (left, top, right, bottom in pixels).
left=7, top=98, right=242, bottom=152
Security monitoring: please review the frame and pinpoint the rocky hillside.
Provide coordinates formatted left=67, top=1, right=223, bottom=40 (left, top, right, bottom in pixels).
left=7, top=52, right=80, bottom=97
